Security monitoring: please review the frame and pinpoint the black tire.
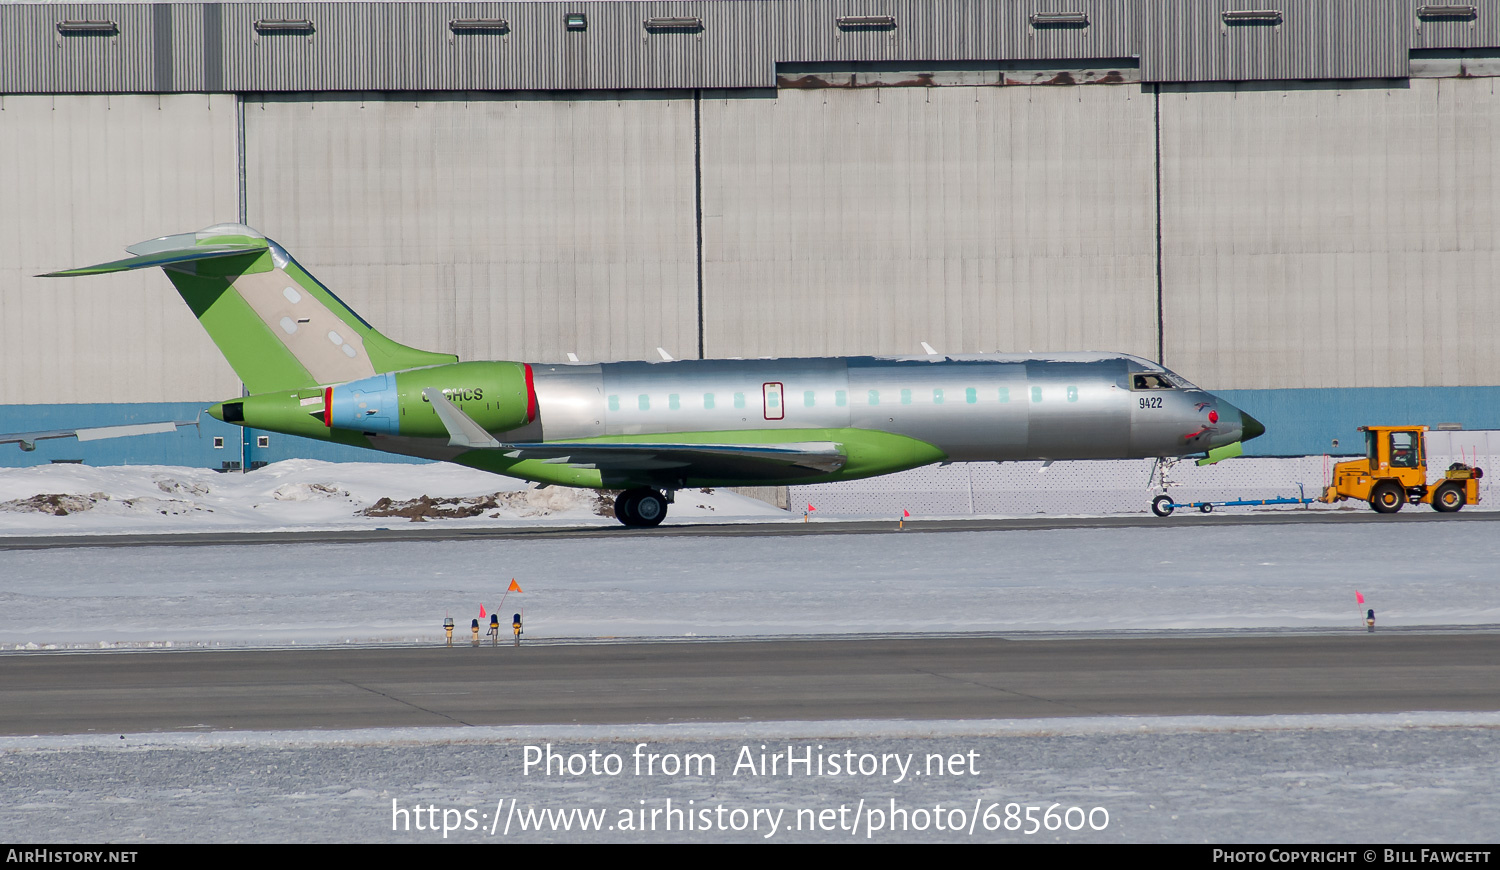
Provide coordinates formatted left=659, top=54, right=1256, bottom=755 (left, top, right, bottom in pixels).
left=1370, top=482, right=1404, bottom=514
left=1432, top=482, right=1465, bottom=513
left=614, top=490, right=639, bottom=526
left=1199, top=503, right=1213, bottom=514
left=616, top=488, right=668, bottom=527
left=1151, top=495, right=1174, bottom=517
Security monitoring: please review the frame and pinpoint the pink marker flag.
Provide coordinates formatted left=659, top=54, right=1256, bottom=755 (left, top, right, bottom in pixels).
left=480, top=604, right=487, bottom=618
left=807, top=504, right=816, bottom=512
left=903, top=509, right=910, bottom=518
left=1356, top=591, right=1365, bottom=604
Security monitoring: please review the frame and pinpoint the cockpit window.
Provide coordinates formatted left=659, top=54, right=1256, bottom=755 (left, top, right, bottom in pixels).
left=1132, top=373, right=1173, bottom=390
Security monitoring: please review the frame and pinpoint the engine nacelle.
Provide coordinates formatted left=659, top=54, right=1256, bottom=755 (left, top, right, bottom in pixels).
left=325, top=361, right=535, bottom=437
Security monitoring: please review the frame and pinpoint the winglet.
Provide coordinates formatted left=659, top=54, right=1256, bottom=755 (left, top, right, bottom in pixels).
left=423, top=388, right=502, bottom=449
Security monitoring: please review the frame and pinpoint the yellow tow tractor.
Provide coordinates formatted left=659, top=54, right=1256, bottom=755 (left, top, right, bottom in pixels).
left=1322, top=425, right=1483, bottom=514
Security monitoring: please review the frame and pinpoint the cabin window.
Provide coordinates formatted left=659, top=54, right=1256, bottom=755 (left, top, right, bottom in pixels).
left=998, top=388, right=1010, bottom=403
left=901, top=389, right=912, bottom=405
left=704, top=393, right=715, bottom=409
left=1031, top=387, right=1043, bottom=403
left=868, top=390, right=880, bottom=405
left=638, top=394, right=650, bottom=411
left=933, top=388, right=944, bottom=405
left=668, top=394, right=680, bottom=410
left=213, top=436, right=224, bottom=449
left=1067, top=386, right=1078, bottom=402
left=965, top=387, right=977, bottom=404
left=804, top=391, right=815, bottom=407
left=835, top=390, right=847, bottom=407
left=1132, top=373, right=1173, bottom=390
left=733, top=392, right=745, bottom=409
left=608, top=395, right=619, bottom=411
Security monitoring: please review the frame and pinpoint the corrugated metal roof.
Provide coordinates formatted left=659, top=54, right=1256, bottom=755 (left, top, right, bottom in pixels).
left=1142, top=0, right=1409, bottom=82
left=2, top=0, right=1499, bottom=93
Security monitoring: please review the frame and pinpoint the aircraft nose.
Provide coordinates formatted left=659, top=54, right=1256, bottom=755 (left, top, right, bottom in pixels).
left=1241, top=410, right=1266, bottom=442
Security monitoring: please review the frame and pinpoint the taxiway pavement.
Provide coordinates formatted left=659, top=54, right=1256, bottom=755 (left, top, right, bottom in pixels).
left=3, top=632, right=1496, bottom=736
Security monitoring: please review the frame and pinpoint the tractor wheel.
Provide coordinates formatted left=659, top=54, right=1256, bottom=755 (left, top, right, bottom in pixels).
left=1432, top=482, right=1465, bottom=513
left=1369, top=482, right=1404, bottom=514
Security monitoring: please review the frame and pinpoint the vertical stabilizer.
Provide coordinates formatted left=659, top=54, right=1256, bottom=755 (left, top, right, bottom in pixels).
left=43, top=224, right=456, bottom=393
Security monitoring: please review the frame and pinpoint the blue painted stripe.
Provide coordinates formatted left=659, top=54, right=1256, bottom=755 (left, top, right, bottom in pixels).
left=1219, top=387, right=1500, bottom=456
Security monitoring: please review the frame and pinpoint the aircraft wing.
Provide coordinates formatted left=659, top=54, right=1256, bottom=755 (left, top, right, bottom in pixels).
left=421, top=388, right=844, bottom=478
left=499, top=440, right=847, bottom=474
left=0, top=421, right=197, bottom=452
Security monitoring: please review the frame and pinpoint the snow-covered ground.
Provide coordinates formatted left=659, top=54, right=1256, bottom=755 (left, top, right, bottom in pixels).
left=1, top=519, right=1497, bottom=649
left=0, top=459, right=786, bottom=536
left=4, top=714, right=1498, bottom=843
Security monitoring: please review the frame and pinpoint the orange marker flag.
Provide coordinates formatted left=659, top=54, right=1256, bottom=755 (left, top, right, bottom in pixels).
left=508, top=579, right=523, bottom=593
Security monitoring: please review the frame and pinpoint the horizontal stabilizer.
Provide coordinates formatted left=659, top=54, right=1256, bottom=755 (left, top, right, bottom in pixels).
left=1, top=421, right=196, bottom=452
left=38, top=245, right=266, bottom=278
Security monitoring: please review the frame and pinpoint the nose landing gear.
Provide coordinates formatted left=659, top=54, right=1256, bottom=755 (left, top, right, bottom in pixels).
left=614, top=487, right=670, bottom=527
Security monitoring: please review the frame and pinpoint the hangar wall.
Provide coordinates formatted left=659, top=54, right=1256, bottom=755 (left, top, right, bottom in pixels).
left=0, top=94, right=242, bottom=406
left=244, top=90, right=701, bottom=366
left=1161, top=77, right=1500, bottom=391
left=699, top=84, right=1158, bottom=361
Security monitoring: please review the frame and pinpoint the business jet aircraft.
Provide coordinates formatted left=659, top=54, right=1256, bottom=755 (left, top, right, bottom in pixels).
left=43, top=224, right=1262, bottom=526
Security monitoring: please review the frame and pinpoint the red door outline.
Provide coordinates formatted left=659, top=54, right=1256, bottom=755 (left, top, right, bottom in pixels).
left=763, top=382, right=784, bottom=420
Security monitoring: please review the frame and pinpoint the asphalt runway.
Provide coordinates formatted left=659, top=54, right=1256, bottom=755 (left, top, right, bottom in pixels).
left=1, top=507, right=1497, bottom=550
left=2, top=632, right=1497, bottom=736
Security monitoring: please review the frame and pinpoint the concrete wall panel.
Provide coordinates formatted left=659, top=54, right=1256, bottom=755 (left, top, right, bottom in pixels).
left=700, top=85, right=1159, bottom=360
left=244, top=91, right=699, bottom=365
left=1161, top=77, right=1500, bottom=390
left=0, top=93, right=242, bottom=405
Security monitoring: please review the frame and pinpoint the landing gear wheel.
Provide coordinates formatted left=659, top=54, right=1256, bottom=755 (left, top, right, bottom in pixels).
left=1199, top=503, right=1213, bottom=514
left=1151, top=495, right=1175, bottom=517
left=615, top=487, right=668, bottom=527
left=614, top=490, right=640, bottom=526
left=1370, top=482, right=1404, bottom=514
left=1432, top=482, right=1465, bottom=513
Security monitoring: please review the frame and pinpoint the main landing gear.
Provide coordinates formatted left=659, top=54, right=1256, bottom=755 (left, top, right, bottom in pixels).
left=614, top=487, right=671, bottom=528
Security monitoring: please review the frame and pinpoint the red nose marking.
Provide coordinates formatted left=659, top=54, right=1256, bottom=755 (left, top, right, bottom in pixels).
left=1208, top=410, right=1219, bottom=424
left=324, top=386, right=333, bottom=427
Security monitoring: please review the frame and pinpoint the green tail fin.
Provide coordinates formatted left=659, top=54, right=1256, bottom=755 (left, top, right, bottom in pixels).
left=42, top=224, right=455, bottom=393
